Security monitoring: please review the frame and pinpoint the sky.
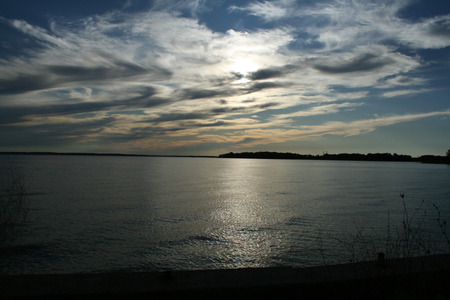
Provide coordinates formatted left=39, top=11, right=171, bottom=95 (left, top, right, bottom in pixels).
left=1, top=0, right=450, bottom=156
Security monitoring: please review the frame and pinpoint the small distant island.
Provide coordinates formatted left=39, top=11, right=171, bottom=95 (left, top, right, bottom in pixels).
left=219, top=151, right=450, bottom=164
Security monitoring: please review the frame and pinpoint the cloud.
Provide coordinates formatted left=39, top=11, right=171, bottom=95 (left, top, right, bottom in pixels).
left=305, top=45, right=421, bottom=87
left=229, top=1, right=290, bottom=21
left=1, top=1, right=449, bottom=154
left=313, top=53, right=392, bottom=74
left=178, top=88, right=233, bottom=100
left=149, top=0, right=208, bottom=18
left=378, top=75, right=426, bottom=88
left=234, top=0, right=450, bottom=50
left=245, top=81, right=287, bottom=93
left=47, top=62, right=147, bottom=81
left=272, top=102, right=363, bottom=119
left=0, top=62, right=169, bottom=95
left=0, top=74, right=53, bottom=95
left=152, top=112, right=208, bottom=122
left=249, top=65, right=296, bottom=80
left=6, top=18, right=72, bottom=49
left=0, top=85, right=167, bottom=126
left=425, top=15, right=450, bottom=37
left=0, top=113, right=117, bottom=150
left=381, top=88, right=433, bottom=98
left=308, top=110, right=450, bottom=137
left=404, top=15, right=450, bottom=49
left=220, top=110, right=450, bottom=149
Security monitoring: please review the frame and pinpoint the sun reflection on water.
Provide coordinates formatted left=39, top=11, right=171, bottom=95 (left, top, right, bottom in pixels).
left=208, top=159, right=287, bottom=268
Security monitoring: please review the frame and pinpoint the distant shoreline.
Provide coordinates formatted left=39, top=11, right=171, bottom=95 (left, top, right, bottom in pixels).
left=0, top=152, right=216, bottom=159
left=1, top=151, right=449, bottom=164
left=219, top=151, right=450, bottom=164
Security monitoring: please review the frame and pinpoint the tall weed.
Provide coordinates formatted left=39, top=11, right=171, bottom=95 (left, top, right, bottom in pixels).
left=334, top=194, right=448, bottom=264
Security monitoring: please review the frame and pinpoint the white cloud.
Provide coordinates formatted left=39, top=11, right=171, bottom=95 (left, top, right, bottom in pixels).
left=403, top=15, right=450, bottom=49
left=229, top=1, right=291, bottom=21
left=272, top=102, right=363, bottom=119
left=8, top=19, right=73, bottom=49
left=381, top=88, right=432, bottom=98
left=235, top=0, right=450, bottom=51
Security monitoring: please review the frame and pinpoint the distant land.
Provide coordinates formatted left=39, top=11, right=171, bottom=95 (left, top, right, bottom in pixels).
left=219, top=151, right=450, bottom=164
left=0, top=152, right=216, bottom=159
left=1, top=151, right=449, bottom=164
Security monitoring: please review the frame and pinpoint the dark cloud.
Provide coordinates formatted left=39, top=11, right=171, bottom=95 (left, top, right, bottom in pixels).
left=50, top=66, right=117, bottom=79
left=249, top=65, right=296, bottom=80
left=0, top=85, right=168, bottom=125
left=0, top=103, right=102, bottom=123
left=48, top=61, right=171, bottom=82
left=250, top=69, right=283, bottom=80
left=124, top=86, right=169, bottom=108
left=196, top=120, right=228, bottom=127
left=210, top=102, right=277, bottom=114
left=0, top=107, right=33, bottom=124
left=0, top=61, right=171, bottom=95
left=237, top=137, right=259, bottom=144
left=313, top=53, right=392, bottom=74
left=209, top=73, right=243, bottom=86
left=179, top=88, right=232, bottom=100
left=0, top=127, right=77, bottom=148
left=210, top=107, right=228, bottom=113
left=97, top=126, right=181, bottom=142
left=179, top=120, right=229, bottom=128
left=426, top=17, right=450, bottom=37
left=0, top=105, right=105, bottom=125
left=258, top=102, right=279, bottom=109
left=153, top=112, right=208, bottom=122
left=0, top=116, right=115, bottom=147
left=245, top=81, right=285, bottom=93
left=0, top=74, right=52, bottom=95
left=210, top=106, right=246, bottom=113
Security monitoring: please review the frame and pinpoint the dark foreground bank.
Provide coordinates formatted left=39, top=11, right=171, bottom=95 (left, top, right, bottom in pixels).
left=2, top=254, right=450, bottom=299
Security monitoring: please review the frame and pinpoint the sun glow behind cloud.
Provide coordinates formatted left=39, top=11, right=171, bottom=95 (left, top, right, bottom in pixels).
left=230, top=57, right=260, bottom=84
left=0, top=0, right=450, bottom=156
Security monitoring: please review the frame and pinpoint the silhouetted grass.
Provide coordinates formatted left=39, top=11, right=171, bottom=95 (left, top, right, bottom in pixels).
left=325, top=194, right=449, bottom=267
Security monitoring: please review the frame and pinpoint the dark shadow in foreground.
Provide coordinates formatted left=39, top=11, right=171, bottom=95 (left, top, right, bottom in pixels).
left=2, top=253, right=450, bottom=299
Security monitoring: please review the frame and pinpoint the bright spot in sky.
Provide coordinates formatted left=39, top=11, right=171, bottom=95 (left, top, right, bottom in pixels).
left=230, top=58, right=259, bottom=84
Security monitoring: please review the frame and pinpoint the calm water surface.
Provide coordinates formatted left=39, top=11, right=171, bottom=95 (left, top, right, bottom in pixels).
left=1, top=155, right=449, bottom=274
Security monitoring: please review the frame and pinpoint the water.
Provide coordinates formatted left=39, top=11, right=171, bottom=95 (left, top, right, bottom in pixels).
left=1, top=154, right=449, bottom=274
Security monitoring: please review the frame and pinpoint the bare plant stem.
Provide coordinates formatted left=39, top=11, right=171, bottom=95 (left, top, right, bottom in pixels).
left=433, top=204, right=450, bottom=250
left=335, top=194, right=439, bottom=265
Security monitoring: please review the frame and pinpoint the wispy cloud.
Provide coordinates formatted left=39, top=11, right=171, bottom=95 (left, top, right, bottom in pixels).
left=234, top=0, right=450, bottom=50
left=381, top=88, right=433, bottom=98
left=229, top=1, right=290, bottom=21
left=216, top=110, right=450, bottom=149
left=272, top=102, right=363, bottom=119
left=0, top=0, right=449, bottom=154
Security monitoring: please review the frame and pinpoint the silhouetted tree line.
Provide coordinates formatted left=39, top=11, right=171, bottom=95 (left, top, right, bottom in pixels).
left=219, top=151, right=316, bottom=160
left=219, top=151, right=450, bottom=164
